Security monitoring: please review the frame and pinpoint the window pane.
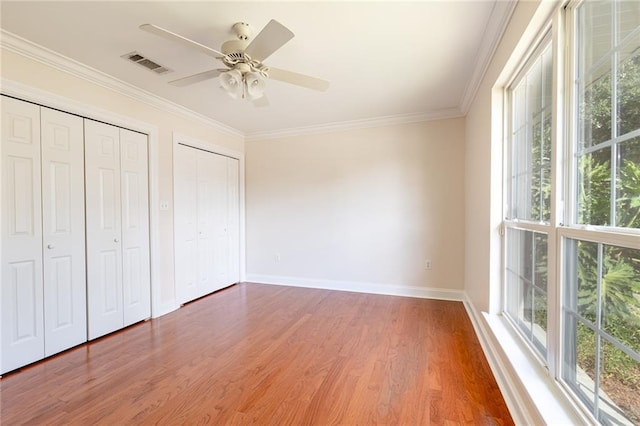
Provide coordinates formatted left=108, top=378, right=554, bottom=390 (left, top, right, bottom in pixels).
left=505, top=228, right=548, bottom=357
left=533, top=288, right=548, bottom=350
left=564, top=238, right=639, bottom=425
left=532, top=118, right=543, bottom=221
left=577, top=240, right=599, bottom=324
left=542, top=46, right=553, bottom=107
left=528, top=58, right=543, bottom=119
left=577, top=148, right=612, bottom=226
left=616, top=137, right=640, bottom=229
left=576, top=1, right=640, bottom=230
left=579, top=59, right=612, bottom=150
left=599, top=339, right=640, bottom=424
left=509, top=43, right=552, bottom=223
left=541, top=112, right=552, bottom=222
left=575, top=321, right=598, bottom=406
left=534, top=232, right=548, bottom=292
left=617, top=34, right=640, bottom=137
left=617, top=1, right=640, bottom=43
left=602, top=244, right=640, bottom=354
left=578, top=1, right=612, bottom=74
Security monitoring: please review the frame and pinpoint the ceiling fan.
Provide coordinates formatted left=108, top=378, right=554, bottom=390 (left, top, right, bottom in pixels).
left=140, top=20, right=329, bottom=106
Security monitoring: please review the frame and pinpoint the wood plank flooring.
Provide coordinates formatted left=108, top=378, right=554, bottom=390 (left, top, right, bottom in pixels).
left=0, top=283, right=513, bottom=425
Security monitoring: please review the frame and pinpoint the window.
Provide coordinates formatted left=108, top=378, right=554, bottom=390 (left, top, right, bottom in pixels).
left=504, top=40, right=553, bottom=360
left=502, top=1, right=640, bottom=424
left=561, top=1, right=640, bottom=424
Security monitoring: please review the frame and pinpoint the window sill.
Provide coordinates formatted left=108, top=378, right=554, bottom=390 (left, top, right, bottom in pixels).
left=472, top=309, right=594, bottom=425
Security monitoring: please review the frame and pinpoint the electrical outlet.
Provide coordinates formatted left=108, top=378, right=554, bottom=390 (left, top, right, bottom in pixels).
left=160, top=200, right=169, bottom=210
left=424, top=260, right=432, bottom=270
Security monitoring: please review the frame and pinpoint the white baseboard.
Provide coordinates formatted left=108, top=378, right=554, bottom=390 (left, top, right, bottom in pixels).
left=246, top=274, right=464, bottom=301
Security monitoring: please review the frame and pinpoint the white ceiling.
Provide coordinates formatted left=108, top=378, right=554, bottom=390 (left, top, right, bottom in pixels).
left=0, top=1, right=513, bottom=136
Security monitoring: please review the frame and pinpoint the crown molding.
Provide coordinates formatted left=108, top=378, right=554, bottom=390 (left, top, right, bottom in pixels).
left=0, top=29, right=243, bottom=139
left=245, top=108, right=463, bottom=142
left=459, top=0, right=518, bottom=114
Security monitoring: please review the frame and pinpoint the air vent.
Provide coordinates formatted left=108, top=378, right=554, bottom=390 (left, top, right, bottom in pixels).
left=122, top=51, right=171, bottom=74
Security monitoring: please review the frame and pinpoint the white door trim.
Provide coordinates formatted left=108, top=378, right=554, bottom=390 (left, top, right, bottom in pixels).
left=172, top=132, right=246, bottom=286
left=0, top=78, right=167, bottom=318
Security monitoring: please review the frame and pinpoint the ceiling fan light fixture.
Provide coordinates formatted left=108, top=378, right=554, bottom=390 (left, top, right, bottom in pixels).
left=245, top=71, right=266, bottom=100
left=143, top=19, right=329, bottom=105
left=219, top=69, right=244, bottom=99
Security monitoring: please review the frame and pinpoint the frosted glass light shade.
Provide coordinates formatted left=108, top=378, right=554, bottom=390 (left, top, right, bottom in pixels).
left=245, top=72, right=266, bottom=100
left=219, top=69, right=244, bottom=99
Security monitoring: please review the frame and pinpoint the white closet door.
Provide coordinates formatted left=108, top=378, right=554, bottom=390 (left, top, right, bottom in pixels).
left=1, top=97, right=44, bottom=373
left=85, top=120, right=123, bottom=340
left=226, top=158, right=240, bottom=285
left=40, top=107, right=87, bottom=356
left=174, top=145, right=241, bottom=304
left=211, top=154, right=230, bottom=290
left=197, top=152, right=217, bottom=296
left=174, top=144, right=198, bottom=304
left=120, top=129, right=150, bottom=326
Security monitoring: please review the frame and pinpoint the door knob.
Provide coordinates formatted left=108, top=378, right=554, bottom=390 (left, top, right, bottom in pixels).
left=114, top=238, right=120, bottom=243
left=47, top=244, right=54, bottom=249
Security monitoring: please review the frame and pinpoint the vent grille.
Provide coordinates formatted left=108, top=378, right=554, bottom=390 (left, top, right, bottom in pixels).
left=122, top=51, right=171, bottom=74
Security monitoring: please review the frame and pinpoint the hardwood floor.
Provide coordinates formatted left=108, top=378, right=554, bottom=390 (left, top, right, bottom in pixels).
left=0, top=283, right=513, bottom=425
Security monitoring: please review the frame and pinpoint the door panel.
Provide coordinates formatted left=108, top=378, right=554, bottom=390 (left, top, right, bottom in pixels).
left=1, top=96, right=44, bottom=373
left=11, top=260, right=40, bottom=340
left=49, top=256, right=73, bottom=325
left=174, top=144, right=199, bottom=304
left=120, top=129, right=150, bottom=326
left=227, top=158, right=241, bottom=285
left=211, top=154, right=229, bottom=290
left=85, top=120, right=123, bottom=340
left=40, top=107, right=86, bottom=356
left=197, top=154, right=217, bottom=296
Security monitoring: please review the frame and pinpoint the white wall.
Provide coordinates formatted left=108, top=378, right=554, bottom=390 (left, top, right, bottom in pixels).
left=246, top=119, right=465, bottom=295
left=0, top=47, right=244, bottom=315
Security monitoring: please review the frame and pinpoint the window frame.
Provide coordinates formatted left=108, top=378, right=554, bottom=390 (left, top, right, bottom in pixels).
left=501, top=1, right=640, bottom=423
left=559, top=3, right=640, bottom=420
left=502, top=30, right=556, bottom=365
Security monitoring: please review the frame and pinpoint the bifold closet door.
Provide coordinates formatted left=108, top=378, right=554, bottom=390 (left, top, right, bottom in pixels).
left=174, top=144, right=199, bottom=304
left=120, top=129, right=150, bottom=327
left=1, top=97, right=44, bottom=372
left=85, top=121, right=123, bottom=340
left=211, top=155, right=240, bottom=289
left=85, top=120, right=150, bottom=340
left=197, top=152, right=218, bottom=296
left=1, top=98, right=86, bottom=374
left=226, top=158, right=240, bottom=285
left=40, top=108, right=86, bottom=356
left=174, top=145, right=240, bottom=305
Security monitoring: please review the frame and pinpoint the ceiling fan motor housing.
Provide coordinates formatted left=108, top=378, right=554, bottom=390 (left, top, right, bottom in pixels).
left=221, top=22, right=253, bottom=54
left=221, top=39, right=248, bottom=54
left=232, top=22, right=251, bottom=40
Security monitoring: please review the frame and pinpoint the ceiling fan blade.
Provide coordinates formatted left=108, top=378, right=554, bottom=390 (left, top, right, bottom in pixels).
left=169, top=69, right=223, bottom=87
left=252, top=95, right=269, bottom=108
left=140, top=24, right=224, bottom=58
left=267, top=67, right=330, bottom=92
left=244, top=20, right=294, bottom=61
